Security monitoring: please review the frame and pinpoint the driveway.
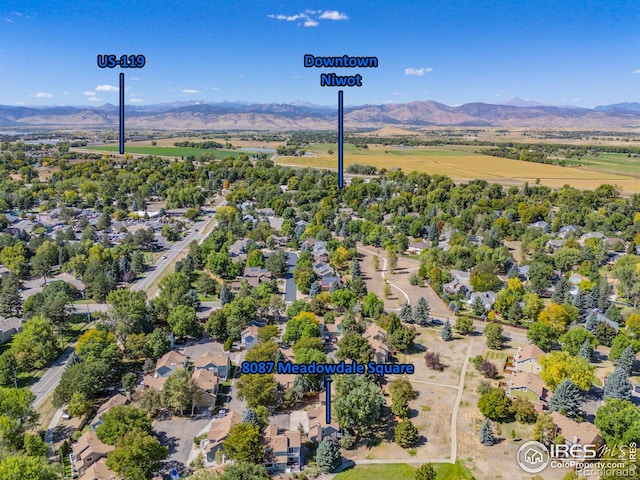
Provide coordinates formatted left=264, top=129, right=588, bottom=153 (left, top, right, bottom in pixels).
left=154, top=415, right=211, bottom=467
left=285, top=251, right=298, bottom=303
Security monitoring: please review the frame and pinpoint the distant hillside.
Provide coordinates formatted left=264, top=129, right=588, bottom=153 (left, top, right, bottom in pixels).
left=2, top=100, right=640, bottom=130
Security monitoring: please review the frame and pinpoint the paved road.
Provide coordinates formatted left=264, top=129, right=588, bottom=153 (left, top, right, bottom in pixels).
left=30, top=346, right=75, bottom=409
left=284, top=251, right=298, bottom=303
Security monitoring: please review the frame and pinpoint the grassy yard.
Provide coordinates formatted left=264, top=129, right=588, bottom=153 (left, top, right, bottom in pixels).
left=334, top=462, right=475, bottom=480
left=80, top=145, right=247, bottom=160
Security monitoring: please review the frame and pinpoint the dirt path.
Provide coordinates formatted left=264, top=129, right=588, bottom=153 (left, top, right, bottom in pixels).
left=451, top=339, right=474, bottom=462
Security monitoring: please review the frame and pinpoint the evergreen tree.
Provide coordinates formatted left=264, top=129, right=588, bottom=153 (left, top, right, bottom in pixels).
left=441, top=320, right=452, bottom=341
left=329, top=281, right=338, bottom=293
left=412, top=297, right=430, bottom=326
left=350, top=275, right=368, bottom=298
left=507, top=264, right=520, bottom=279
left=399, top=301, right=412, bottom=323
left=387, top=314, right=401, bottom=335
left=415, top=463, right=437, bottom=480
left=241, top=408, right=259, bottom=426
left=552, top=277, right=569, bottom=304
left=547, top=379, right=583, bottom=419
left=578, top=339, right=593, bottom=360
left=394, top=419, right=419, bottom=448
left=603, top=367, right=632, bottom=401
left=219, top=284, right=233, bottom=306
left=617, top=346, right=636, bottom=376
left=316, top=438, right=341, bottom=473
left=597, top=277, right=611, bottom=311
left=588, top=287, right=599, bottom=310
left=351, top=259, right=362, bottom=278
left=585, top=311, right=599, bottom=334
left=471, top=296, right=486, bottom=316
left=605, top=304, right=620, bottom=323
left=0, top=273, right=22, bottom=317
left=309, top=280, right=320, bottom=298
left=572, top=290, right=586, bottom=318
left=479, top=418, right=495, bottom=446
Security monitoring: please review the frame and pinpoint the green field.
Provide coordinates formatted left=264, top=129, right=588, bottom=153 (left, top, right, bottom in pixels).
left=564, top=152, right=640, bottom=176
left=334, top=462, right=475, bottom=480
left=80, top=145, right=248, bottom=159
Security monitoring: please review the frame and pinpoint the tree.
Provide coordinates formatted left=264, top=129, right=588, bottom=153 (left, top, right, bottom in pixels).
left=441, top=320, right=452, bottom=341
left=412, top=297, right=430, bottom=326
left=265, top=249, right=288, bottom=278
left=548, top=379, right=583, bottom=419
left=540, top=351, right=595, bottom=391
left=167, top=305, right=202, bottom=340
left=479, top=418, right=495, bottom=445
left=609, top=335, right=640, bottom=362
left=236, top=374, right=277, bottom=408
left=106, top=289, right=149, bottom=340
left=219, top=283, right=234, bottom=306
left=478, top=388, right=513, bottom=422
left=471, top=296, right=487, bottom=316
left=0, top=274, right=22, bottom=317
left=425, top=351, right=444, bottom=371
left=595, top=398, right=640, bottom=446
left=512, top=397, right=537, bottom=423
left=559, top=328, right=597, bottom=356
left=578, top=339, right=593, bottom=360
left=533, top=412, right=557, bottom=446
left=617, top=345, right=636, bottom=376
left=391, top=325, right=416, bottom=352
left=10, top=315, right=59, bottom=370
left=362, top=292, right=384, bottom=318
left=123, top=372, right=137, bottom=396
left=145, top=329, right=171, bottom=360
left=96, top=405, right=153, bottom=444
left=106, top=428, right=168, bottom=480
left=283, top=311, right=319, bottom=344
left=603, top=367, right=632, bottom=400
left=526, top=321, right=559, bottom=352
left=334, top=375, right=384, bottom=437
left=394, top=419, right=419, bottom=448
left=415, top=463, right=437, bottom=480
left=162, top=369, right=198, bottom=416
left=484, top=323, right=503, bottom=350
left=538, top=303, right=570, bottom=334
left=215, top=462, right=270, bottom=480
left=0, top=455, right=57, bottom=480
left=67, top=392, right=92, bottom=417
left=585, top=311, right=599, bottom=334
left=31, top=240, right=58, bottom=283
left=595, top=321, right=617, bottom=347
left=337, top=332, right=373, bottom=364
left=391, top=393, right=410, bottom=418
left=454, top=316, right=473, bottom=335
left=23, top=432, right=48, bottom=457
left=316, top=437, right=342, bottom=473
left=0, top=352, right=18, bottom=388
left=309, top=280, right=320, bottom=298
left=223, top=422, right=264, bottom=464
left=399, top=301, right=412, bottom=322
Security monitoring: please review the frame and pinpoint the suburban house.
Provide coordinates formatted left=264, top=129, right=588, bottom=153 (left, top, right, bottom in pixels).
left=274, top=372, right=295, bottom=390
left=263, top=424, right=302, bottom=473
left=228, top=239, right=250, bottom=262
left=313, top=262, right=335, bottom=278
left=363, top=324, right=389, bottom=363
left=559, top=225, right=578, bottom=239
left=240, top=325, right=260, bottom=350
left=155, top=351, right=188, bottom=378
left=71, top=431, right=114, bottom=478
left=443, top=270, right=472, bottom=296
left=191, top=368, right=219, bottom=408
left=78, top=458, right=120, bottom=480
left=550, top=412, right=605, bottom=455
left=529, top=221, right=550, bottom=233
left=513, top=344, right=545, bottom=374
left=204, top=411, right=243, bottom=464
left=90, top=393, right=129, bottom=430
left=579, top=232, right=605, bottom=245
left=406, top=240, right=429, bottom=255
left=467, top=291, right=497, bottom=312
left=319, top=276, right=340, bottom=291
left=0, top=316, right=22, bottom=344
left=505, top=372, right=548, bottom=411
left=241, top=266, right=273, bottom=287
left=307, top=404, right=341, bottom=444
left=319, top=318, right=342, bottom=344
left=193, top=351, right=231, bottom=380
left=595, top=313, right=620, bottom=332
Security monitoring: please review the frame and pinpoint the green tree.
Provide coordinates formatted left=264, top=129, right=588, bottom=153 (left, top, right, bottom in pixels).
left=67, top=392, right=92, bottom=418
left=106, top=427, right=168, bottom=480
left=415, top=463, right=437, bottom=480
left=316, top=437, right=342, bottom=473
left=162, top=369, right=198, bottom=416
left=10, top=315, right=59, bottom=370
left=526, top=321, right=559, bottom=352
left=479, top=418, right=495, bottom=445
left=603, top=367, right=632, bottom=400
left=336, top=332, right=373, bottom=364
left=391, top=393, right=410, bottom=418
left=441, top=320, right=452, bottom=341
left=559, top=328, right=597, bottom=356
left=478, top=388, right=513, bottom=422
left=236, top=374, right=277, bottom=408
left=0, top=455, right=57, bottom=480
left=454, top=316, right=474, bottom=335
left=265, top=249, right=288, bottom=278
left=484, top=323, right=504, bottom=350
left=167, top=305, right=202, bottom=340
left=512, top=397, right=537, bottom=424
left=548, top=379, right=583, bottom=419
left=97, top=405, right=153, bottom=444
left=617, top=345, right=636, bottom=376
left=0, top=274, right=22, bottom=317
left=106, top=289, right=149, bottom=340
left=216, top=462, right=270, bottom=480
left=595, top=321, right=617, bottom=347
left=412, top=297, right=430, bottom=325
left=540, top=351, right=595, bottom=391
left=394, top=419, right=419, bottom=448
left=595, top=398, right=640, bottom=446
left=362, top=292, right=384, bottom=318
left=0, top=352, right=18, bottom=388
left=223, top=422, right=264, bottom=464
left=145, top=329, right=171, bottom=359
left=609, top=335, right=640, bottom=362
left=334, top=375, right=384, bottom=437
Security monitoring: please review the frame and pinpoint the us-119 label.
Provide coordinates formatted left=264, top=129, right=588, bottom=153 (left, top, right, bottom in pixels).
left=97, top=54, right=146, bottom=68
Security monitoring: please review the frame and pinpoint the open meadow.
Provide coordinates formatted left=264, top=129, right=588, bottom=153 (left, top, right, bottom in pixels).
left=276, top=143, right=640, bottom=193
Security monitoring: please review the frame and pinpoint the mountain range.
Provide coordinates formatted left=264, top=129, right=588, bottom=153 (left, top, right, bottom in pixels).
left=2, top=100, right=640, bottom=130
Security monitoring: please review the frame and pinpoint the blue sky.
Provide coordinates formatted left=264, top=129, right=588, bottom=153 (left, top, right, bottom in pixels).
left=1, top=0, right=639, bottom=108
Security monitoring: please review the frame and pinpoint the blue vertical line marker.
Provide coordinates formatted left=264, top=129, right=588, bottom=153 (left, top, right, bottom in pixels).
left=119, top=72, right=125, bottom=154
left=325, top=377, right=332, bottom=424
left=338, top=89, right=344, bottom=188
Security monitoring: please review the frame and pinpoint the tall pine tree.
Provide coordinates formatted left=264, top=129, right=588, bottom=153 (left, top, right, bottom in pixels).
left=585, top=311, right=599, bottom=334
left=578, top=339, right=593, bottom=360
left=219, top=283, right=233, bottom=306
left=0, top=273, right=22, bottom=317
left=413, top=297, right=430, bottom=326
left=552, top=277, right=569, bottom=304
left=316, top=438, right=341, bottom=473
left=617, top=346, right=636, bottom=376
left=479, top=418, right=495, bottom=445
left=441, top=320, right=452, bottom=341
left=399, top=301, right=412, bottom=323
left=603, top=367, right=632, bottom=401
left=547, top=379, right=583, bottom=419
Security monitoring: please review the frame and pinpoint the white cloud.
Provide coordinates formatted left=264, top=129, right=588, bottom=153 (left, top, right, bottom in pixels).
left=268, top=14, right=304, bottom=21
left=404, top=67, right=433, bottom=76
left=633, top=69, right=640, bottom=74
left=31, top=92, right=53, bottom=98
left=182, top=89, right=200, bottom=94
left=130, top=98, right=143, bottom=103
left=95, top=84, right=118, bottom=92
left=82, top=91, right=95, bottom=96
left=304, top=19, right=319, bottom=27
left=319, top=10, right=348, bottom=20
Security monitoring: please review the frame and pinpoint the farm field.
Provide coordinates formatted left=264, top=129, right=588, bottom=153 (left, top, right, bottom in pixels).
left=79, top=145, right=247, bottom=159
left=276, top=143, right=640, bottom=193
left=563, top=152, right=640, bottom=176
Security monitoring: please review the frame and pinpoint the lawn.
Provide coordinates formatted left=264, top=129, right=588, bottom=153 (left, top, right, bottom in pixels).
left=564, top=152, right=640, bottom=176
left=80, top=145, right=248, bottom=160
left=276, top=143, right=640, bottom=193
left=334, top=462, right=475, bottom=480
